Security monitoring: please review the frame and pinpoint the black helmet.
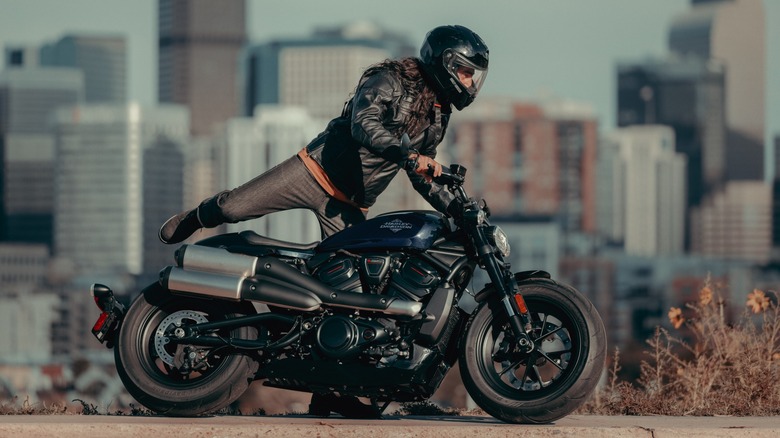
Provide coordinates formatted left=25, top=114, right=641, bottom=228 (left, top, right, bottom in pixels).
left=420, top=25, right=489, bottom=110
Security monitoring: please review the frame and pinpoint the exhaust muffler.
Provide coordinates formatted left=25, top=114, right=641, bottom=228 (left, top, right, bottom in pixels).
left=175, top=244, right=258, bottom=277
left=160, top=266, right=321, bottom=311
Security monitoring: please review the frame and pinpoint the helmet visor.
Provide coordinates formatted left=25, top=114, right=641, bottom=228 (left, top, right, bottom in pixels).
left=447, top=53, right=488, bottom=96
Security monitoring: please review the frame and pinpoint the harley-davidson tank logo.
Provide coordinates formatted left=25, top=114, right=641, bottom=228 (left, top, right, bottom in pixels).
left=380, top=218, right=414, bottom=233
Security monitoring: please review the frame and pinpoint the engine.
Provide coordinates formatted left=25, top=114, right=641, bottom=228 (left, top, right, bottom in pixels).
left=314, top=253, right=441, bottom=300
left=309, top=253, right=443, bottom=360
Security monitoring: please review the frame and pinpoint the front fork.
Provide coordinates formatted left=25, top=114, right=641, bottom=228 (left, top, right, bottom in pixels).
left=473, top=228, right=535, bottom=352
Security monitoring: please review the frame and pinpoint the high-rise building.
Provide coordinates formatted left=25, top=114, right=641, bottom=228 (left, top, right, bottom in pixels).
left=243, top=21, right=415, bottom=122
left=40, top=35, right=127, bottom=103
left=143, top=138, right=186, bottom=275
left=617, top=57, right=727, bottom=209
left=691, top=180, right=771, bottom=263
left=669, top=0, right=765, bottom=155
left=450, top=97, right=598, bottom=234
left=599, top=126, right=687, bottom=256
left=158, top=0, right=246, bottom=137
left=0, top=68, right=84, bottom=245
left=216, top=105, right=321, bottom=243
left=52, top=103, right=189, bottom=276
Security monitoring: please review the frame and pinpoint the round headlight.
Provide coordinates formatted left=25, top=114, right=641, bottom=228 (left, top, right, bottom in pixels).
left=487, top=226, right=510, bottom=258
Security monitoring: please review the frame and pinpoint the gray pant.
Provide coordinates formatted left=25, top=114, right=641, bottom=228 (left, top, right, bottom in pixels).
left=198, top=155, right=366, bottom=238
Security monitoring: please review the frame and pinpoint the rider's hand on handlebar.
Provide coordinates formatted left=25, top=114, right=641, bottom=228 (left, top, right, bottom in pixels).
left=409, top=153, right=442, bottom=183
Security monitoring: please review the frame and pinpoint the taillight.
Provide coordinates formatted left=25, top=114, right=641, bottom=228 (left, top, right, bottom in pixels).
left=92, top=312, right=110, bottom=340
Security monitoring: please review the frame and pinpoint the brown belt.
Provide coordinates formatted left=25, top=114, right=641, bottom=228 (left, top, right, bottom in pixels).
left=297, top=148, right=369, bottom=213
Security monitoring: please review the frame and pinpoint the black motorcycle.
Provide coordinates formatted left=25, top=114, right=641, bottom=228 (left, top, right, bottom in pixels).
left=90, top=153, right=606, bottom=424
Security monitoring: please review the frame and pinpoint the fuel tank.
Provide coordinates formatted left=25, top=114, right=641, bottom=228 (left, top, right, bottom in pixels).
left=318, top=211, right=448, bottom=253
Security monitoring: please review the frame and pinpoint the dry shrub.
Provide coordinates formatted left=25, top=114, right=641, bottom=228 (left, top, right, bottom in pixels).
left=581, top=283, right=780, bottom=416
left=0, top=396, right=69, bottom=415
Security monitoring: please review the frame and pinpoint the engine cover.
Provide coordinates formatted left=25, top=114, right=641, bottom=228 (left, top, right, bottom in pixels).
left=388, top=257, right=441, bottom=300
left=315, top=315, right=389, bottom=359
left=315, top=256, right=362, bottom=292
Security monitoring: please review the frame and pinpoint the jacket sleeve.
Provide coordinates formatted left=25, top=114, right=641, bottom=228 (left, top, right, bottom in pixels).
left=405, top=150, right=456, bottom=213
left=350, top=72, right=410, bottom=163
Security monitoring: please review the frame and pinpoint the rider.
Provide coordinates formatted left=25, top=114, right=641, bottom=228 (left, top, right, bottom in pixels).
left=159, top=24, right=488, bottom=245
left=158, top=24, right=489, bottom=416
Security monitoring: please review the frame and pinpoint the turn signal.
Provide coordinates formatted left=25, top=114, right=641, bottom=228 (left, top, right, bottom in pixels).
left=514, top=293, right=528, bottom=314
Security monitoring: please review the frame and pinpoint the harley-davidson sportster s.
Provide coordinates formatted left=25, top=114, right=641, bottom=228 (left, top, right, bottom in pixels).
left=90, top=148, right=606, bottom=424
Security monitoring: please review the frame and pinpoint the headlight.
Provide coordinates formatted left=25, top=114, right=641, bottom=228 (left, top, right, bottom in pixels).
left=487, top=226, right=510, bottom=258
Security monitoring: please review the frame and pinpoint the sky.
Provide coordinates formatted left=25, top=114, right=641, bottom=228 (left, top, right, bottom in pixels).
left=0, top=0, right=778, bottom=174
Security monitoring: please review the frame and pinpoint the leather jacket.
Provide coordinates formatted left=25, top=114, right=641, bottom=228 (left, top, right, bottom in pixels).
left=304, top=68, right=455, bottom=212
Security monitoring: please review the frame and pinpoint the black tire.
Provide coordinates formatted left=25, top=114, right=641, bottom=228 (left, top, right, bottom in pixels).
left=115, top=283, right=259, bottom=416
left=459, top=279, right=606, bottom=424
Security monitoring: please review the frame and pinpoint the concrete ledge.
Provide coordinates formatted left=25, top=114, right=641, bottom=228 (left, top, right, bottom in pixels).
left=0, top=414, right=778, bottom=437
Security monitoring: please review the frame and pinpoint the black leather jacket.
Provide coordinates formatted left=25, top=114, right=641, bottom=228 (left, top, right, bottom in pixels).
left=305, top=69, right=455, bottom=212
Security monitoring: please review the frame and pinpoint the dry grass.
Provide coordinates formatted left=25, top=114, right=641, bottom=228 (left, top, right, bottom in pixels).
left=581, top=283, right=780, bottom=416
left=0, top=396, right=70, bottom=415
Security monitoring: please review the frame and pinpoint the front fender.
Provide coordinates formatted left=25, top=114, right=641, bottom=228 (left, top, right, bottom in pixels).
left=469, top=270, right=552, bottom=306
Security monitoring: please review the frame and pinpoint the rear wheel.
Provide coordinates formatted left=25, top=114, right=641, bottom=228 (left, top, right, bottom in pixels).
left=460, top=279, right=606, bottom=424
left=115, top=284, right=258, bottom=415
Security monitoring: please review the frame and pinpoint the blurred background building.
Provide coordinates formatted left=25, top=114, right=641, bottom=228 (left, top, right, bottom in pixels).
left=598, top=125, right=687, bottom=256
left=158, top=0, right=246, bottom=138
left=0, top=67, right=84, bottom=245
left=40, top=35, right=127, bottom=103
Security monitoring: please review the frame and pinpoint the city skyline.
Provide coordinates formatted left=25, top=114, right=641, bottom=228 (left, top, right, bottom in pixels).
left=1, top=0, right=777, bottom=177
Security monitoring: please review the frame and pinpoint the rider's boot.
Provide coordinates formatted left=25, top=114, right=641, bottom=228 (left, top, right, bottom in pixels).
left=158, top=208, right=202, bottom=244
left=159, top=196, right=224, bottom=244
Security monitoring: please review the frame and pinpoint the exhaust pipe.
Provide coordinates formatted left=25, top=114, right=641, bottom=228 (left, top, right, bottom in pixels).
left=159, top=246, right=422, bottom=317
left=175, top=244, right=258, bottom=277
left=160, top=266, right=321, bottom=311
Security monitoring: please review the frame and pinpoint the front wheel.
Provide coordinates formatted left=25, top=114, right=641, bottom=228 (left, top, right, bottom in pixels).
left=460, top=279, right=606, bottom=424
left=114, top=283, right=259, bottom=416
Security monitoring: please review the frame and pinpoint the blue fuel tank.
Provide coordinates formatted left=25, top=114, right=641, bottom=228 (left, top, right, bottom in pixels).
left=317, top=211, right=448, bottom=253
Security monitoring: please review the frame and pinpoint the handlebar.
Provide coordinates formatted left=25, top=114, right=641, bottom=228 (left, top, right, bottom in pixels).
left=400, top=133, right=467, bottom=189
left=427, top=163, right=466, bottom=187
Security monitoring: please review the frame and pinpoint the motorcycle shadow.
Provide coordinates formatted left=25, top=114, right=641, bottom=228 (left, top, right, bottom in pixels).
left=381, top=415, right=503, bottom=424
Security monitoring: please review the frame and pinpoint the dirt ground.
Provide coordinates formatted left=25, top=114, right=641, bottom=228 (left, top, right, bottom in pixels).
left=1, top=415, right=779, bottom=438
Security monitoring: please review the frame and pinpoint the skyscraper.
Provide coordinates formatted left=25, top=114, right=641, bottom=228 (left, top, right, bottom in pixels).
left=158, top=0, right=246, bottom=137
left=0, top=68, right=83, bottom=245
left=669, top=0, right=765, bottom=160
left=617, top=57, right=726, bottom=209
left=52, top=103, right=189, bottom=276
left=242, top=21, right=415, bottom=122
left=40, top=35, right=127, bottom=103
left=599, top=126, right=687, bottom=256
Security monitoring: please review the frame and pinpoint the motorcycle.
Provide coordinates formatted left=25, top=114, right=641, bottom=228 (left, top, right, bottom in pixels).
left=90, top=144, right=606, bottom=424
